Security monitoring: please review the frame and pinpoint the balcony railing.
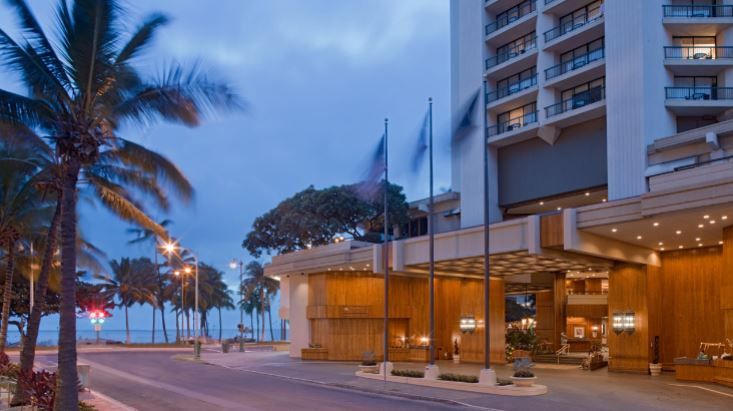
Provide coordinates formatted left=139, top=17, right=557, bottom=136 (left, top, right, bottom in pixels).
left=663, top=5, right=733, bottom=18
left=487, top=111, right=538, bottom=136
left=545, top=48, right=604, bottom=80
left=665, top=87, right=733, bottom=101
left=544, top=6, right=603, bottom=43
left=485, top=0, right=536, bottom=36
left=544, top=0, right=560, bottom=4
left=486, top=75, right=537, bottom=103
left=664, top=46, right=733, bottom=60
left=485, top=37, right=537, bottom=70
left=545, top=87, right=605, bottom=117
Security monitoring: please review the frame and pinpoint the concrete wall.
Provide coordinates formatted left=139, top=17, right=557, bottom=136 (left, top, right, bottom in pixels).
left=288, top=274, right=309, bottom=358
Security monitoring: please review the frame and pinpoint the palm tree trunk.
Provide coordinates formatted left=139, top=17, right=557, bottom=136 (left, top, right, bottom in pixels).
left=250, top=311, right=254, bottom=340
left=175, top=308, right=180, bottom=342
left=154, top=251, right=169, bottom=343
left=125, top=304, right=130, bottom=344
left=161, top=304, right=168, bottom=343
left=218, top=307, right=222, bottom=342
left=152, top=305, right=156, bottom=344
left=0, top=241, right=16, bottom=352
left=260, top=289, right=266, bottom=342
left=13, top=201, right=61, bottom=405
left=268, top=304, right=274, bottom=342
left=186, top=309, right=190, bottom=339
left=256, top=309, right=260, bottom=342
left=54, top=162, right=81, bottom=411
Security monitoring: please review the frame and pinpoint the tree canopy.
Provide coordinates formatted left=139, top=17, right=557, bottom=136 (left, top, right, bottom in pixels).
left=242, top=182, right=409, bottom=257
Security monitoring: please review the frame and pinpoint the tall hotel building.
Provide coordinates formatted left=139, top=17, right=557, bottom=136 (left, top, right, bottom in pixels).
left=267, top=0, right=733, bottom=383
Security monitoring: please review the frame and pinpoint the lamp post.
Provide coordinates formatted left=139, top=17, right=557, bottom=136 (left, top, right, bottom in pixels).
left=164, top=242, right=200, bottom=359
left=174, top=269, right=185, bottom=342
left=230, top=259, right=245, bottom=352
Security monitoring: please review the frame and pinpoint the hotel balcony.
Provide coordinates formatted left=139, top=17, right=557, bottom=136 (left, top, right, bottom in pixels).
left=485, top=0, right=522, bottom=14
left=543, top=0, right=593, bottom=16
left=544, top=48, right=605, bottom=89
left=485, top=0, right=537, bottom=46
left=543, top=10, right=604, bottom=52
left=665, top=87, right=733, bottom=116
left=544, top=87, right=606, bottom=128
left=484, top=38, right=538, bottom=79
left=486, top=75, right=538, bottom=112
left=664, top=46, right=733, bottom=75
left=487, top=111, right=539, bottom=146
left=663, top=5, right=733, bottom=36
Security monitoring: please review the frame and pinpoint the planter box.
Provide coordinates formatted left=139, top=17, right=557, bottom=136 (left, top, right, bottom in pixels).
left=301, top=348, right=328, bottom=360
left=511, top=376, right=537, bottom=387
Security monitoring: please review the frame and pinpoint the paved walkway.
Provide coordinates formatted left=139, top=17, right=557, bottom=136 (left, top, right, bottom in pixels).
left=200, top=351, right=733, bottom=411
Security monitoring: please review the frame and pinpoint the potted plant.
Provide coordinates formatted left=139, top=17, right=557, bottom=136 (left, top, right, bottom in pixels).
left=510, top=358, right=537, bottom=387
left=453, top=339, right=460, bottom=364
left=358, top=351, right=378, bottom=373
left=650, top=336, right=662, bottom=376
left=222, top=340, right=231, bottom=354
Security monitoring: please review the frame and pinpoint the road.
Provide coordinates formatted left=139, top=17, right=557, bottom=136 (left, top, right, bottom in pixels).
left=35, top=350, right=468, bottom=411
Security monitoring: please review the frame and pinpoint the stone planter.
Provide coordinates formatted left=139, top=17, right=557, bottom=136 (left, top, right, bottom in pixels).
left=649, top=363, right=663, bottom=376
left=358, top=364, right=379, bottom=374
left=453, top=355, right=460, bottom=364
left=511, top=376, right=537, bottom=387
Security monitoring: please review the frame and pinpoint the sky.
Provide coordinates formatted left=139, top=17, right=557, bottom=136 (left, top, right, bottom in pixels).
left=0, top=0, right=451, bottom=339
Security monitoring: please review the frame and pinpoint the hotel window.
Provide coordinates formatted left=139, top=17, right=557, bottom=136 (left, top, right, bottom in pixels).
left=559, top=38, right=604, bottom=71
left=494, top=0, right=536, bottom=32
left=496, top=32, right=536, bottom=64
left=496, top=102, right=537, bottom=133
left=560, top=77, right=605, bottom=109
left=495, top=67, right=537, bottom=99
left=671, top=36, right=717, bottom=59
left=558, top=1, right=603, bottom=35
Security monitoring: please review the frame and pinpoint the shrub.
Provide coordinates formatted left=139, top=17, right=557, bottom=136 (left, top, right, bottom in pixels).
left=438, top=373, right=478, bottom=383
left=0, top=362, right=20, bottom=380
left=513, top=369, right=535, bottom=378
left=391, top=369, right=424, bottom=378
left=23, top=369, right=57, bottom=410
left=496, top=378, right=513, bottom=386
left=361, top=351, right=377, bottom=366
left=79, top=401, right=99, bottom=411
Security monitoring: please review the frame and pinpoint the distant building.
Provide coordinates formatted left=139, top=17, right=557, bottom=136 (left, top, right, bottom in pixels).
left=268, top=0, right=733, bottom=379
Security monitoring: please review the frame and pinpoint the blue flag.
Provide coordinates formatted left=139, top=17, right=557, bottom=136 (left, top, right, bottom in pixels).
left=354, top=134, right=385, bottom=201
left=410, top=109, right=430, bottom=174
left=452, top=89, right=480, bottom=143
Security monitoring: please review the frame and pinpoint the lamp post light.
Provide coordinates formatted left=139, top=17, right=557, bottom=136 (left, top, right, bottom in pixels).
left=230, top=259, right=245, bottom=352
left=174, top=269, right=185, bottom=342
left=163, top=242, right=200, bottom=359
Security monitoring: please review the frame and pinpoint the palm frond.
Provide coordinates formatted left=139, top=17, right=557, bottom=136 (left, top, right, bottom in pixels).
left=115, top=12, right=169, bottom=65
left=0, top=89, right=54, bottom=127
left=86, top=164, right=171, bottom=211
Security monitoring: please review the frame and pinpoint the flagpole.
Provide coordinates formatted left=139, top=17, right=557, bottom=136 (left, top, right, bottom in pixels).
left=482, top=80, right=492, bottom=373
left=428, top=98, right=435, bottom=368
left=383, top=118, right=390, bottom=381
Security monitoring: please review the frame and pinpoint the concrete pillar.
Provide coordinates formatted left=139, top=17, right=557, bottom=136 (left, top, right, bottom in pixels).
left=288, top=274, right=309, bottom=358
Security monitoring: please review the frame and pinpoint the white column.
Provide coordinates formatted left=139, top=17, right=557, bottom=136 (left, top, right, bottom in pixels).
left=288, top=274, right=309, bottom=358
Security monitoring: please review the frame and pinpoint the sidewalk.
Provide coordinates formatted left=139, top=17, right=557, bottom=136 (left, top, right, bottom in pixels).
left=83, top=390, right=139, bottom=411
left=199, top=351, right=733, bottom=411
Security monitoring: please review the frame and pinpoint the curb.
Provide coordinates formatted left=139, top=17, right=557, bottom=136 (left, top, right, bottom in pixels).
left=206, top=361, right=505, bottom=411
left=90, top=390, right=140, bottom=411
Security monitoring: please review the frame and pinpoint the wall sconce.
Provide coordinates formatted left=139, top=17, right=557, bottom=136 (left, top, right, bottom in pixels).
left=459, top=316, right=477, bottom=334
left=623, top=312, right=635, bottom=335
left=612, top=312, right=624, bottom=335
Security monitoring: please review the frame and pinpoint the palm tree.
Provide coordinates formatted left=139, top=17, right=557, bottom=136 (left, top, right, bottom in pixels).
left=0, top=1, right=240, bottom=407
left=127, top=220, right=173, bottom=343
left=242, top=262, right=278, bottom=342
left=103, top=258, right=156, bottom=344
left=0, top=145, right=53, bottom=352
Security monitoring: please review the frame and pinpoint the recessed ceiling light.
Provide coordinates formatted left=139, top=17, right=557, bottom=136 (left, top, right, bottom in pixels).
left=699, top=224, right=705, bottom=228
left=719, top=241, right=724, bottom=245
left=602, top=198, right=607, bottom=202
left=585, top=192, right=590, bottom=196
left=722, top=216, right=728, bottom=220
left=539, top=201, right=544, bottom=206
left=678, top=245, right=684, bottom=249
left=611, top=228, right=618, bottom=233
left=704, top=215, right=710, bottom=219
left=658, top=242, right=663, bottom=246
left=660, top=247, right=665, bottom=251
left=676, top=230, right=682, bottom=235
left=710, top=220, right=717, bottom=224
left=695, top=237, right=701, bottom=242
left=636, top=235, right=642, bottom=240
left=653, top=222, right=659, bottom=227
left=557, top=207, right=562, bottom=211
left=698, top=243, right=703, bottom=247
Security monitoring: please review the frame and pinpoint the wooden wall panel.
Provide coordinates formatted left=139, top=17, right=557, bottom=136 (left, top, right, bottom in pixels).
left=534, top=291, right=555, bottom=349
left=540, top=213, right=564, bottom=248
left=554, top=274, right=567, bottom=350
left=723, top=227, right=733, bottom=340
left=608, top=263, right=649, bottom=373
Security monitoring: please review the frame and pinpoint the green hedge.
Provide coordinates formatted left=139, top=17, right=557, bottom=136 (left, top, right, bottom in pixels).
left=437, top=373, right=478, bottom=383
left=391, top=369, right=424, bottom=378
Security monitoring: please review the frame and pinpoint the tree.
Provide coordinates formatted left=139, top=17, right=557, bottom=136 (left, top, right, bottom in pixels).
left=103, top=258, right=156, bottom=344
left=127, top=220, right=173, bottom=343
left=242, top=262, right=278, bottom=341
left=0, top=1, right=240, bottom=408
left=243, top=183, right=409, bottom=257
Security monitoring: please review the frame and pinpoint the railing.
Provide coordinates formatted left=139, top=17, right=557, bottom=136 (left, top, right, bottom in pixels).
left=555, top=343, right=570, bottom=364
left=544, top=6, right=603, bottom=43
left=485, top=0, right=537, bottom=35
left=664, top=46, right=733, bottom=60
left=663, top=5, right=733, bottom=18
left=545, top=48, right=604, bottom=80
left=545, top=0, right=560, bottom=4
left=485, top=37, right=537, bottom=70
left=486, top=75, right=537, bottom=103
left=545, top=87, right=605, bottom=118
left=487, top=111, right=538, bottom=137
left=665, top=87, right=733, bottom=101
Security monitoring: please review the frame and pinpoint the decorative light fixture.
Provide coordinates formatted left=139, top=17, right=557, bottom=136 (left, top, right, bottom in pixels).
left=459, top=316, right=477, bottom=334
left=653, top=222, right=659, bottom=227
left=611, top=228, right=618, bottom=233
left=623, top=312, right=636, bottom=335
left=612, top=312, right=624, bottom=335
left=676, top=230, right=682, bottom=235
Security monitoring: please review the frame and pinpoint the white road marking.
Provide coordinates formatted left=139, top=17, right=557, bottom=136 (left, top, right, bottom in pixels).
left=668, top=383, right=733, bottom=398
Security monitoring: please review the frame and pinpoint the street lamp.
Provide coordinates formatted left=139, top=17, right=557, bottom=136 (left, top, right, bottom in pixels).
left=230, top=259, right=245, bottom=352
left=173, top=269, right=185, bottom=342
left=162, top=242, right=200, bottom=359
